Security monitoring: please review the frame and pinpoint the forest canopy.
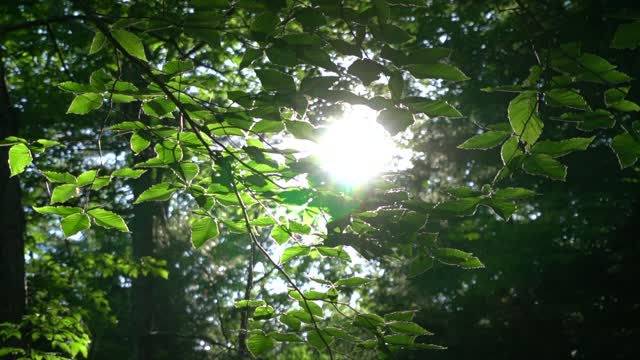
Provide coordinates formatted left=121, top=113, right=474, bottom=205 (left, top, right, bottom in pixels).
left=1, top=0, right=640, bottom=359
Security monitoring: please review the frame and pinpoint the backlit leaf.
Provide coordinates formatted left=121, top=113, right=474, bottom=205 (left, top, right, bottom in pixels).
left=111, top=29, right=147, bottom=61
left=67, top=93, right=102, bottom=114
left=458, top=131, right=510, bottom=150
left=522, top=154, right=567, bottom=181
left=508, top=91, right=543, bottom=146
left=61, top=213, right=90, bottom=237
left=191, top=217, right=219, bottom=248
left=134, top=182, right=179, bottom=204
left=8, top=143, right=32, bottom=177
left=88, top=208, right=129, bottom=232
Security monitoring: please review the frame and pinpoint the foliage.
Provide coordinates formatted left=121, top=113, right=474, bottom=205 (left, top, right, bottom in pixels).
left=1, top=0, right=639, bottom=359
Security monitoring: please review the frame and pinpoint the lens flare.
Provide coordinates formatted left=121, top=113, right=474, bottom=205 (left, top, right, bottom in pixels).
left=318, top=105, right=397, bottom=185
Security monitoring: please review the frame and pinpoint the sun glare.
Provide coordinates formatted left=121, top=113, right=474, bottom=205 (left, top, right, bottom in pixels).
left=318, top=105, right=397, bottom=186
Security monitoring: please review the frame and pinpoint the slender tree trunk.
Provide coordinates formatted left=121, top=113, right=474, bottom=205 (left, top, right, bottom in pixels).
left=130, top=169, right=157, bottom=360
left=121, top=59, right=158, bottom=360
left=0, top=53, right=25, bottom=326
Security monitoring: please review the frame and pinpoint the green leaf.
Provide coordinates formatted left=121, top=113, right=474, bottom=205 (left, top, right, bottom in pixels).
left=501, top=136, right=522, bottom=166
left=410, top=343, right=447, bottom=350
left=407, top=47, right=452, bottom=64
left=289, top=220, right=311, bottom=235
left=280, top=314, right=301, bottom=330
left=87, top=208, right=129, bottom=232
left=353, top=314, right=385, bottom=330
left=561, top=110, right=615, bottom=131
left=384, top=334, right=416, bottom=345
left=282, top=33, right=323, bottom=46
left=295, top=7, right=327, bottom=31
left=131, top=132, right=151, bottom=154
left=405, top=63, right=469, bottom=81
left=384, top=311, right=416, bottom=322
left=402, top=97, right=462, bottom=117
left=269, top=332, right=304, bottom=342
left=612, top=21, right=640, bottom=49
left=247, top=333, right=275, bottom=357
left=373, top=23, right=412, bottom=43
left=522, top=154, right=567, bottom=181
left=281, top=245, right=310, bottom=263
left=389, top=71, right=404, bottom=101
left=112, top=168, right=146, bottom=179
left=508, top=91, right=543, bottom=146
left=348, top=59, right=383, bottom=85
left=235, top=299, right=265, bottom=308
left=252, top=120, right=284, bottom=134
left=66, top=93, right=103, bottom=114
left=58, top=81, right=98, bottom=93
left=134, top=182, right=179, bottom=204
left=611, top=132, right=640, bottom=168
left=89, top=31, right=106, bottom=55
left=77, top=170, right=98, bottom=187
left=111, top=29, right=147, bottom=61
left=298, top=47, right=340, bottom=72
left=300, top=76, right=339, bottom=95
left=307, top=330, right=334, bottom=349
left=447, top=187, right=482, bottom=198
left=324, top=327, right=359, bottom=342
left=8, top=143, right=32, bottom=177
left=493, top=187, right=538, bottom=200
left=387, top=321, right=433, bottom=336
left=250, top=11, right=279, bottom=41
left=191, top=217, right=219, bottom=248
left=458, top=131, right=510, bottom=150
left=329, top=39, right=362, bottom=57
left=482, top=197, right=516, bottom=220
left=377, top=108, right=414, bottom=135
left=42, top=171, right=76, bottom=183
left=545, top=88, right=590, bottom=110
left=143, top=98, right=176, bottom=118
left=530, top=137, right=594, bottom=158
left=33, top=206, right=83, bottom=216
left=335, top=277, right=370, bottom=287
left=271, top=225, right=291, bottom=245
left=91, top=176, right=111, bottom=190
left=255, top=69, right=296, bottom=93
left=432, top=248, right=484, bottom=269
left=286, top=121, right=317, bottom=141
left=434, top=198, right=481, bottom=217
left=239, top=48, right=263, bottom=69
left=178, top=162, right=199, bottom=183
left=253, top=305, right=275, bottom=320
left=604, top=87, right=640, bottom=112
left=61, top=213, right=90, bottom=237
left=51, top=184, right=79, bottom=204
left=162, top=59, right=194, bottom=75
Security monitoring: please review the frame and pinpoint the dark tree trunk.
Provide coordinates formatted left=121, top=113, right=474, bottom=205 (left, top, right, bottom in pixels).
left=130, top=169, right=157, bottom=360
left=0, top=53, right=25, bottom=325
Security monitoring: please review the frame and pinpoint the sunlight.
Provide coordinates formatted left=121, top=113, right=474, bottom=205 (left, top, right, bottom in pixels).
left=318, top=105, right=397, bottom=186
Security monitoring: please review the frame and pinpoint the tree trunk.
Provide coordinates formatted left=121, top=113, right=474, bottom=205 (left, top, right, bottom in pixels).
left=130, top=169, right=157, bottom=360
left=0, top=53, right=25, bottom=326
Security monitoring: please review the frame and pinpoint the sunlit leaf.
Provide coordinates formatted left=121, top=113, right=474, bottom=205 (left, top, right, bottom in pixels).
left=247, top=333, right=274, bottom=357
left=88, top=208, right=129, bottom=232
left=508, top=91, right=543, bottom=146
left=66, top=93, right=102, bottom=114
left=50, top=184, right=79, bottom=204
left=111, top=29, right=147, bottom=61
left=133, top=182, right=179, bottom=204
left=191, top=216, right=219, bottom=248
left=522, top=154, right=567, bottom=181
left=458, top=131, right=510, bottom=150
left=61, top=213, right=90, bottom=237
left=8, top=143, right=32, bottom=177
